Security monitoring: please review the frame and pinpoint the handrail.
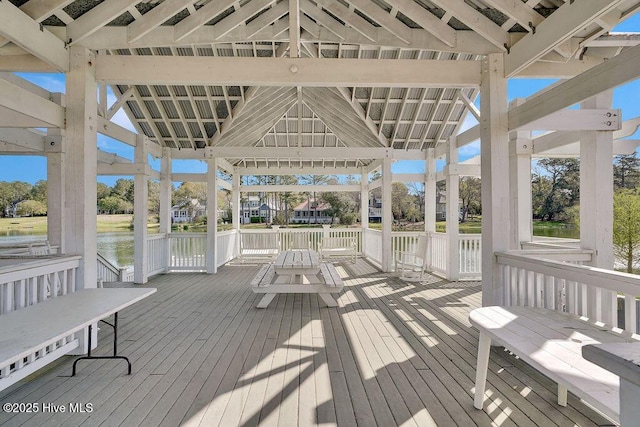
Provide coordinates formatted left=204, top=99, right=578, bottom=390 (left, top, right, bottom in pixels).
left=496, top=251, right=640, bottom=296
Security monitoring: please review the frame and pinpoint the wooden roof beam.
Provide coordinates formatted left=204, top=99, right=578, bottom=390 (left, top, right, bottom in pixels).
left=95, top=56, right=481, bottom=87
left=67, top=0, right=139, bottom=45
left=0, top=1, right=69, bottom=72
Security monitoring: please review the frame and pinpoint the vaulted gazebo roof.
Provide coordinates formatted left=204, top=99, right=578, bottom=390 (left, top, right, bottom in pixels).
left=3, top=0, right=639, bottom=170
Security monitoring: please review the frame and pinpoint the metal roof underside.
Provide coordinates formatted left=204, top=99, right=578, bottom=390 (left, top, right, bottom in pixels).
left=4, top=0, right=640, bottom=170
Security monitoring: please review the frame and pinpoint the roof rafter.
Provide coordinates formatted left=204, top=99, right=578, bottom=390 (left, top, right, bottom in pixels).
left=347, top=0, right=411, bottom=45
left=428, top=0, right=508, bottom=50
left=505, top=0, right=625, bottom=77
left=67, top=0, right=140, bottom=45
left=384, top=0, right=456, bottom=47
left=174, top=0, right=238, bottom=41
left=128, top=0, right=195, bottom=43
left=314, top=0, right=377, bottom=42
left=20, top=0, right=75, bottom=22
left=212, top=0, right=277, bottom=41
left=0, top=1, right=69, bottom=72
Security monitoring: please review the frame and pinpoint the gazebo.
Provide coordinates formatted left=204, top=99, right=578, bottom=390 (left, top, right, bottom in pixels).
left=2, top=1, right=640, bottom=425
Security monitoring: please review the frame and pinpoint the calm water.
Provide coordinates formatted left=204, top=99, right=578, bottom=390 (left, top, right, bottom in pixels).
left=0, top=230, right=136, bottom=269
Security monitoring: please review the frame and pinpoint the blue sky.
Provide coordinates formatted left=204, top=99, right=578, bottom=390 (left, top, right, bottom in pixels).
left=2, top=12, right=639, bottom=186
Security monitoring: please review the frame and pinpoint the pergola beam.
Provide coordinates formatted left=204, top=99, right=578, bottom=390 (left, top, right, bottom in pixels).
left=509, top=43, right=640, bottom=130
left=238, top=166, right=364, bottom=175
left=0, top=78, right=65, bottom=128
left=176, top=146, right=427, bottom=160
left=58, top=25, right=501, bottom=54
left=97, top=163, right=160, bottom=180
left=240, top=184, right=361, bottom=192
left=0, top=128, right=45, bottom=153
left=0, top=1, right=69, bottom=72
left=95, top=56, right=482, bottom=87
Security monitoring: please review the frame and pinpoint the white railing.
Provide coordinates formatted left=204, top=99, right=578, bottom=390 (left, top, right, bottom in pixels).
left=363, top=228, right=382, bottom=266
left=429, top=232, right=448, bottom=277
left=147, top=233, right=169, bottom=276
left=521, top=237, right=581, bottom=250
left=97, top=253, right=133, bottom=283
left=217, top=230, right=237, bottom=267
left=496, top=251, right=640, bottom=333
left=459, top=234, right=482, bottom=279
left=0, top=256, right=81, bottom=388
left=169, top=233, right=207, bottom=271
left=0, top=255, right=81, bottom=315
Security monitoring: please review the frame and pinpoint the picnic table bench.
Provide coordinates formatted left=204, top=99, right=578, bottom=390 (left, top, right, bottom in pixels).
left=470, top=305, right=640, bottom=425
left=251, top=250, right=343, bottom=308
left=0, top=287, right=156, bottom=391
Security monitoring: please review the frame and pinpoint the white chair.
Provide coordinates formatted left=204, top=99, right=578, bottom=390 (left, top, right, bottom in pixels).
left=395, top=235, right=429, bottom=281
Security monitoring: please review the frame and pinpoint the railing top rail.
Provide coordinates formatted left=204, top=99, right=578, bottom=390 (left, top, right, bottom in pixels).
left=0, top=255, right=81, bottom=275
left=147, top=233, right=167, bottom=240
left=496, top=251, right=640, bottom=296
left=167, top=232, right=207, bottom=238
left=97, top=252, right=121, bottom=275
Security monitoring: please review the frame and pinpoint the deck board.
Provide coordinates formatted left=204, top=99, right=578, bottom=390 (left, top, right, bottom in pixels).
left=0, top=259, right=612, bottom=426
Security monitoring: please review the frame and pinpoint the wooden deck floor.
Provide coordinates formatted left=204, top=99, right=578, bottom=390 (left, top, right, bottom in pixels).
left=0, top=260, right=611, bottom=426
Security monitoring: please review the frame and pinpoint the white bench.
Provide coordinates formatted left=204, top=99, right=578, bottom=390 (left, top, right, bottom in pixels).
left=470, top=305, right=640, bottom=425
left=319, top=237, right=357, bottom=263
left=0, top=287, right=156, bottom=391
left=251, top=262, right=344, bottom=308
left=240, top=232, right=279, bottom=261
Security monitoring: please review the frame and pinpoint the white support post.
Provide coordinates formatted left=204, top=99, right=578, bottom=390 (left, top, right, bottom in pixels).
left=481, top=53, right=510, bottom=306
left=580, top=91, right=615, bottom=325
left=207, top=158, right=219, bottom=274
left=232, top=167, right=241, bottom=258
left=509, top=100, right=533, bottom=248
left=361, top=167, right=369, bottom=254
left=64, top=47, right=97, bottom=289
left=381, top=157, right=393, bottom=272
left=159, top=148, right=172, bottom=272
left=134, top=134, right=149, bottom=284
left=425, top=148, right=436, bottom=235
left=46, top=127, right=65, bottom=252
left=446, top=137, right=460, bottom=281
left=64, top=47, right=98, bottom=354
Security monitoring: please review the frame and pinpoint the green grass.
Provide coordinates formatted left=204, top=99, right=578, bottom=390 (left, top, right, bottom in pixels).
left=0, top=214, right=158, bottom=234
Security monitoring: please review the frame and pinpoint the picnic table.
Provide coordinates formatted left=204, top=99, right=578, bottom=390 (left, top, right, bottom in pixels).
left=251, top=250, right=343, bottom=308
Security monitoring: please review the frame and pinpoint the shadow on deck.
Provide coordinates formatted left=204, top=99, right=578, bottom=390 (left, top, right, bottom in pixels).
left=0, top=259, right=611, bottom=426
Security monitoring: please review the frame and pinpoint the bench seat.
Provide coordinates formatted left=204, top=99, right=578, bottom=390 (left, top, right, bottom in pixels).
left=470, top=305, right=639, bottom=424
left=0, top=288, right=156, bottom=391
